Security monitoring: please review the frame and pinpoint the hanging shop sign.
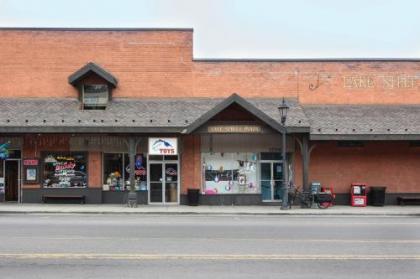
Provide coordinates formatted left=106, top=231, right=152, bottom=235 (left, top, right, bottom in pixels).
left=0, top=142, right=10, bottom=160
left=148, top=138, right=178, bottom=155
left=23, top=159, right=39, bottom=166
left=207, top=125, right=262, bottom=134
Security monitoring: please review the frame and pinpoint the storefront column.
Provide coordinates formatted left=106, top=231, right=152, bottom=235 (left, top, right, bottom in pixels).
left=126, top=137, right=142, bottom=207
left=127, top=138, right=136, bottom=207
left=302, top=135, right=310, bottom=193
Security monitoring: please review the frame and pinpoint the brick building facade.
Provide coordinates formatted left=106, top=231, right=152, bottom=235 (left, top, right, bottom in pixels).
left=0, top=28, right=419, bottom=205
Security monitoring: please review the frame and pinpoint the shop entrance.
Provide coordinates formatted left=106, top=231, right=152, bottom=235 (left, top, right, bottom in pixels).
left=148, top=157, right=179, bottom=204
left=4, top=160, right=21, bottom=202
left=260, top=161, right=283, bottom=201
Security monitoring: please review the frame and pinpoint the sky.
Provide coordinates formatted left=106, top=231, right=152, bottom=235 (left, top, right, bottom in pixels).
left=0, top=0, right=419, bottom=59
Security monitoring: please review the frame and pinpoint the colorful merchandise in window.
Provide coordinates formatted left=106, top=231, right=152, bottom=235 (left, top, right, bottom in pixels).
left=202, top=153, right=258, bottom=194
left=43, top=153, right=87, bottom=188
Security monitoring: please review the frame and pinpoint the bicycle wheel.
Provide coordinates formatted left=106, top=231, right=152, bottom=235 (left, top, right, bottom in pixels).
left=300, top=192, right=312, bottom=208
left=317, top=202, right=330, bottom=209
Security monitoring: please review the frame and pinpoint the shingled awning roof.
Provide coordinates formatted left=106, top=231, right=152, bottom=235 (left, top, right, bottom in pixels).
left=0, top=97, right=309, bottom=134
left=68, top=62, right=118, bottom=88
left=304, top=104, right=420, bottom=140
left=184, top=93, right=288, bottom=134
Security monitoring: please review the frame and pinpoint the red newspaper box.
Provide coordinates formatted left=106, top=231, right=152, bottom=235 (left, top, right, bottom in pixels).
left=351, top=183, right=367, bottom=207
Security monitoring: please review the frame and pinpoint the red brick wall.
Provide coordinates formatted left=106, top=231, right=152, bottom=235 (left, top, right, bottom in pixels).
left=180, top=135, right=201, bottom=194
left=88, top=151, right=102, bottom=188
left=298, top=141, right=420, bottom=193
left=1, top=30, right=419, bottom=105
left=193, top=61, right=420, bottom=104
left=0, top=30, right=193, bottom=99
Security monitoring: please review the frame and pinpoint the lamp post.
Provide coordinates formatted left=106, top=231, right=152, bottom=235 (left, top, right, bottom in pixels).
left=278, top=98, right=289, bottom=210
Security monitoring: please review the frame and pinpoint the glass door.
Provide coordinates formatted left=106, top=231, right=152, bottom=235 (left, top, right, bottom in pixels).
left=260, top=161, right=283, bottom=201
left=272, top=162, right=283, bottom=200
left=149, top=163, right=163, bottom=203
left=148, top=160, right=179, bottom=204
left=261, top=162, right=272, bottom=201
left=164, top=163, right=178, bottom=203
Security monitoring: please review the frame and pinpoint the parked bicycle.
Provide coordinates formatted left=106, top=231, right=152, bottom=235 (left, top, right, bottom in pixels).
left=288, top=185, right=335, bottom=209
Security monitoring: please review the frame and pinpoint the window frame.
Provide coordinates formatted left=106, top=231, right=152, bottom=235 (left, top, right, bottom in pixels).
left=41, top=151, right=88, bottom=189
left=82, top=84, right=109, bottom=109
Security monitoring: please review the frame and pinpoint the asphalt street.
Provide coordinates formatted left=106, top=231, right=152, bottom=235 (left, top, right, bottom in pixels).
left=0, top=214, right=419, bottom=278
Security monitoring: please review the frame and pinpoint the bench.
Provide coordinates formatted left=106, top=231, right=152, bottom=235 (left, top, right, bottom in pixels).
left=42, top=195, right=86, bottom=204
left=397, top=196, right=420, bottom=206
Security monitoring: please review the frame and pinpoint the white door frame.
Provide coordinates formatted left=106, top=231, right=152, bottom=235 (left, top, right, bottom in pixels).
left=147, top=158, right=180, bottom=205
left=260, top=160, right=283, bottom=202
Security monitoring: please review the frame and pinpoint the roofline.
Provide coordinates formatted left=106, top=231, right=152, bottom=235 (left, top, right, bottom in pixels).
left=303, top=104, right=420, bottom=108
left=194, top=58, right=420, bottom=62
left=310, top=134, right=420, bottom=141
left=0, top=27, right=194, bottom=32
left=68, top=62, right=118, bottom=87
left=0, top=126, right=185, bottom=134
left=184, top=93, right=286, bottom=134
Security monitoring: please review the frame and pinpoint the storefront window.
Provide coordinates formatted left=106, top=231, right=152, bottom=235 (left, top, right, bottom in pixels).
left=103, top=153, right=124, bottom=191
left=103, top=153, right=147, bottom=191
left=202, top=153, right=258, bottom=194
left=42, top=153, right=87, bottom=188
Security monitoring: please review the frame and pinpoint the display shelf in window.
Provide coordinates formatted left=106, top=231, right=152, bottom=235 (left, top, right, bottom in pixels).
left=102, top=153, right=147, bottom=192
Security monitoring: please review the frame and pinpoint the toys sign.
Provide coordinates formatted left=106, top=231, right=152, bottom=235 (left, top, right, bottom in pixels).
left=148, top=138, right=178, bottom=155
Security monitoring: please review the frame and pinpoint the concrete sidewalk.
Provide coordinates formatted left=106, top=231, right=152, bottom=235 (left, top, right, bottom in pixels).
left=0, top=203, right=419, bottom=216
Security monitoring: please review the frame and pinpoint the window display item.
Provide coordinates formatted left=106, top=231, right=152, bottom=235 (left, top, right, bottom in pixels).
left=43, top=153, right=87, bottom=188
left=202, top=152, right=258, bottom=194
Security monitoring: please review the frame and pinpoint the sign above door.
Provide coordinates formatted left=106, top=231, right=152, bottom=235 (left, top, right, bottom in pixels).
left=148, top=138, right=178, bottom=155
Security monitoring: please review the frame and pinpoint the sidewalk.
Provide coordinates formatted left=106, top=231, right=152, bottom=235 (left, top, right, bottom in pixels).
left=0, top=203, right=419, bottom=216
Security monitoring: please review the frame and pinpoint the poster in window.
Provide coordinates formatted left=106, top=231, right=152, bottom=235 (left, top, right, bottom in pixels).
left=26, top=168, right=37, bottom=181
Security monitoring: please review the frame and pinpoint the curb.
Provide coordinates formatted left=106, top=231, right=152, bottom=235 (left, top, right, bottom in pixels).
left=1, top=211, right=419, bottom=216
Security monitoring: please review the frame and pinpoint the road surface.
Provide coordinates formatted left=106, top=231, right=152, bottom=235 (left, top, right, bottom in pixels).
left=0, top=214, right=419, bottom=278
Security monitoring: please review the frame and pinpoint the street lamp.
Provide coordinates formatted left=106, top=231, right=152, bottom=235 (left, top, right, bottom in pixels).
left=278, top=98, right=289, bottom=210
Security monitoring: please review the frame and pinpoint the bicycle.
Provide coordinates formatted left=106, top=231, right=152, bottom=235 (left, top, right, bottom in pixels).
left=288, top=185, right=335, bottom=209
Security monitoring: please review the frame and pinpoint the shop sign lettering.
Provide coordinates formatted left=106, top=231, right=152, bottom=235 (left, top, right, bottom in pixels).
left=343, top=74, right=418, bottom=89
left=148, top=138, right=178, bottom=155
left=343, top=75, right=374, bottom=89
left=23, top=159, right=39, bottom=166
left=207, top=125, right=262, bottom=133
left=55, top=162, right=76, bottom=172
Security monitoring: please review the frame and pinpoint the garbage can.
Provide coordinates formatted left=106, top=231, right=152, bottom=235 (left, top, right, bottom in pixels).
left=369, top=186, right=386, bottom=206
left=187, top=188, right=200, bottom=206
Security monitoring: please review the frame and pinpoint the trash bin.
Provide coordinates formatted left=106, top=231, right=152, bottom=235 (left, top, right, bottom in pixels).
left=187, top=188, right=200, bottom=206
left=369, top=186, right=386, bottom=206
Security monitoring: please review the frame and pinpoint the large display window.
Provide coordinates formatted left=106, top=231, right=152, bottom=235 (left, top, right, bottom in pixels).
left=42, top=152, right=87, bottom=188
left=202, top=152, right=258, bottom=194
left=103, top=153, right=147, bottom=191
